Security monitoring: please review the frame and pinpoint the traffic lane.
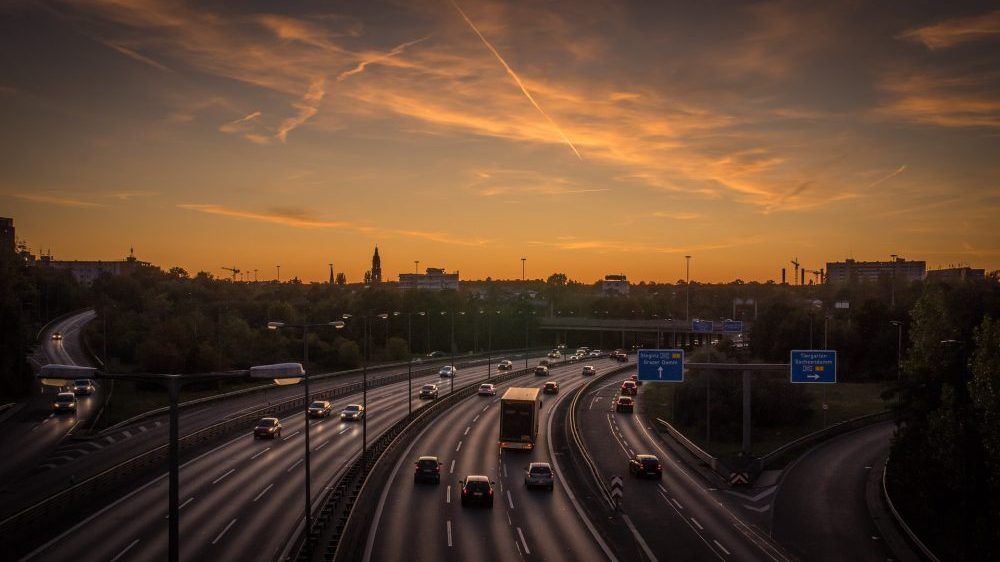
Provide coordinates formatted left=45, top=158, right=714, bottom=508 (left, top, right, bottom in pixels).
left=27, top=383, right=407, bottom=562
left=772, top=421, right=895, bottom=562
left=370, top=361, right=613, bottom=561
left=579, top=377, right=761, bottom=562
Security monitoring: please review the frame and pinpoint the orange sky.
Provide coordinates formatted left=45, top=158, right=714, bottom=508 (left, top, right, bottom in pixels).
left=2, top=1, right=998, bottom=283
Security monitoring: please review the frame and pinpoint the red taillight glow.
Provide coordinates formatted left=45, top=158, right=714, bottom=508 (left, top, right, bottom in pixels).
left=657, top=464, right=662, bottom=471
left=488, top=489, right=493, bottom=496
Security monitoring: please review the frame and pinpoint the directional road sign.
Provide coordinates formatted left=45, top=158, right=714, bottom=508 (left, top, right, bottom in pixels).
left=722, top=320, right=743, bottom=333
left=790, top=350, right=837, bottom=384
left=691, top=320, right=714, bottom=333
left=637, top=349, right=684, bottom=382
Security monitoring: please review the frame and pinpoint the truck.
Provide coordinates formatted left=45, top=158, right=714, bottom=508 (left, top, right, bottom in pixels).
left=499, top=387, right=541, bottom=450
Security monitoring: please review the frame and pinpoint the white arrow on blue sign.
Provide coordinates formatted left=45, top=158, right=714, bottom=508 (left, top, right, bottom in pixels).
left=637, top=349, right=684, bottom=382
left=790, top=350, right=837, bottom=384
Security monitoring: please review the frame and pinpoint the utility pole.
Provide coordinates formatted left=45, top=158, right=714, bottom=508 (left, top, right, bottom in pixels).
left=685, top=255, right=691, bottom=323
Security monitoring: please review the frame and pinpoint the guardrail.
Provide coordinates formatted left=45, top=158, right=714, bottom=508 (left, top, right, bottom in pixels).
left=757, top=410, right=893, bottom=472
left=655, top=417, right=721, bottom=473
left=883, top=455, right=940, bottom=562
left=0, top=351, right=539, bottom=559
left=304, top=365, right=544, bottom=562
left=34, top=307, right=92, bottom=343
left=567, top=362, right=640, bottom=510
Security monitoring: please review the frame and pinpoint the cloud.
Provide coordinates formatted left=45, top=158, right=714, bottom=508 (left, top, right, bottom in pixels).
left=877, top=73, right=1000, bottom=128
left=866, top=165, right=907, bottom=188
left=467, top=169, right=608, bottom=197
left=450, top=0, right=582, bottom=159
left=899, top=10, right=1000, bottom=49
left=178, top=203, right=352, bottom=229
left=110, top=190, right=158, bottom=200
left=276, top=79, right=325, bottom=142
left=101, top=41, right=172, bottom=72
left=338, top=36, right=430, bottom=81
left=218, top=111, right=261, bottom=134
left=11, top=192, right=104, bottom=208
left=651, top=211, right=702, bottom=220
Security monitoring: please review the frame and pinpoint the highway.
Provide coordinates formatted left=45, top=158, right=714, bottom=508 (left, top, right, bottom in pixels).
left=772, top=421, right=898, bottom=561
left=577, top=376, right=790, bottom=562
left=0, top=309, right=98, bottom=488
left=20, top=355, right=553, bottom=561
left=367, top=358, right=616, bottom=562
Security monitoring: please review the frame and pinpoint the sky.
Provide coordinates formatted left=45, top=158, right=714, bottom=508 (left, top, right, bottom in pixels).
left=1, top=0, right=998, bottom=283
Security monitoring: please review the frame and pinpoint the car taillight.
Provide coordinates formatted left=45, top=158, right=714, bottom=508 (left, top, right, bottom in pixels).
left=462, top=488, right=468, bottom=495
left=657, top=464, right=662, bottom=471
left=488, top=488, right=493, bottom=496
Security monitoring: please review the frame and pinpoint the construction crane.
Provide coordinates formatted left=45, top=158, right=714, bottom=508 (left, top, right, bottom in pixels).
left=805, top=269, right=824, bottom=284
left=222, top=266, right=240, bottom=281
left=790, top=258, right=800, bottom=285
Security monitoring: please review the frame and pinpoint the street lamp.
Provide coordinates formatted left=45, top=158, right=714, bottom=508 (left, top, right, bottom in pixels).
left=685, top=255, right=692, bottom=323
left=440, top=311, right=456, bottom=394
left=890, top=321, right=903, bottom=378
left=341, top=313, right=384, bottom=457
left=394, top=311, right=425, bottom=415
left=264, top=320, right=344, bottom=547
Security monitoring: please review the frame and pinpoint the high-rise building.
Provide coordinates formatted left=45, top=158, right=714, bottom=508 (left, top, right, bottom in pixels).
left=370, top=246, right=382, bottom=284
left=602, top=274, right=629, bottom=296
left=825, top=257, right=925, bottom=284
left=926, top=267, right=985, bottom=283
left=39, top=248, right=150, bottom=285
left=398, top=268, right=459, bottom=290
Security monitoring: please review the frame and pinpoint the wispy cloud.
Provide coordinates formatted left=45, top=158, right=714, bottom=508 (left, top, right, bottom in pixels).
left=450, top=0, right=582, bottom=159
left=110, top=191, right=158, bottom=200
left=338, top=36, right=430, bottom=81
left=866, top=165, right=907, bottom=188
left=877, top=73, right=1000, bottom=128
left=651, top=211, right=702, bottom=220
left=276, top=78, right=325, bottom=142
left=11, top=193, right=104, bottom=208
left=219, top=111, right=261, bottom=134
left=101, top=41, right=172, bottom=72
left=899, top=10, right=1000, bottom=49
left=178, top=203, right=351, bottom=229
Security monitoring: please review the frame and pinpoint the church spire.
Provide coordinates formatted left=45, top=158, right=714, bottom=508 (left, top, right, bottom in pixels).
left=370, top=245, right=382, bottom=283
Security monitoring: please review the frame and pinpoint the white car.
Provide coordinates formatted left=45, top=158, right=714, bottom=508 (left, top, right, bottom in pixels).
left=478, top=383, right=496, bottom=396
left=439, top=365, right=456, bottom=378
left=582, top=365, right=596, bottom=376
left=341, top=404, right=365, bottom=421
left=73, top=379, right=96, bottom=395
left=497, top=360, right=513, bottom=370
left=589, top=350, right=601, bottom=357
left=547, top=350, right=561, bottom=359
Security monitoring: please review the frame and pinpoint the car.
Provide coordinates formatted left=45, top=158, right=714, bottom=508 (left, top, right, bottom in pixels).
left=612, top=349, right=629, bottom=362
left=556, top=344, right=566, bottom=350
left=615, top=396, right=635, bottom=413
left=308, top=400, right=332, bottom=417
left=589, top=349, right=601, bottom=357
left=547, top=350, right=561, bottom=359
left=51, top=332, right=63, bottom=341
left=628, top=454, right=662, bottom=479
left=439, top=365, right=456, bottom=378
left=630, top=374, right=643, bottom=386
left=576, top=348, right=590, bottom=355
left=620, top=380, right=638, bottom=395
left=534, top=365, right=549, bottom=376
left=478, top=383, right=496, bottom=396
left=524, top=462, right=554, bottom=490
left=341, top=404, right=365, bottom=421
left=543, top=381, right=559, bottom=394
left=582, top=365, right=596, bottom=376
left=427, top=351, right=446, bottom=358
left=419, top=384, right=439, bottom=399
left=52, top=392, right=77, bottom=413
left=72, top=379, right=95, bottom=396
left=538, top=359, right=552, bottom=369
left=254, top=417, right=281, bottom=439
left=414, top=456, right=442, bottom=484
left=459, top=475, right=495, bottom=507
left=497, top=360, right=513, bottom=370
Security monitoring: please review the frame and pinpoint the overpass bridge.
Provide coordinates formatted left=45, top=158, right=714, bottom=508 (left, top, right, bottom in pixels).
left=538, top=317, right=750, bottom=349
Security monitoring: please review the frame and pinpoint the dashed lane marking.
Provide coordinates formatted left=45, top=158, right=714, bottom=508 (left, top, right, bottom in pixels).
left=253, top=483, right=274, bottom=503
left=212, top=468, right=235, bottom=485
left=109, top=539, right=139, bottom=562
left=251, top=447, right=270, bottom=460
left=713, top=540, right=731, bottom=556
left=211, top=518, right=237, bottom=545
left=517, top=527, right=531, bottom=555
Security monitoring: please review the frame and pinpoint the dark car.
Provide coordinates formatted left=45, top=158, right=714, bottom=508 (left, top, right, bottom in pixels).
left=534, top=365, right=549, bottom=376
left=419, top=384, right=439, bottom=399
left=628, top=454, right=662, bottom=479
left=615, top=396, right=634, bottom=413
left=612, top=349, right=628, bottom=362
left=52, top=392, right=77, bottom=413
left=427, top=351, right=446, bottom=358
left=308, top=400, right=332, bottom=417
left=543, top=381, right=559, bottom=394
left=51, top=332, right=63, bottom=341
left=524, top=462, right=554, bottom=490
left=460, top=475, right=495, bottom=507
left=414, top=456, right=442, bottom=484
left=620, top=380, right=638, bottom=395
left=341, top=404, right=365, bottom=421
left=254, top=417, right=282, bottom=439
left=73, top=379, right=96, bottom=396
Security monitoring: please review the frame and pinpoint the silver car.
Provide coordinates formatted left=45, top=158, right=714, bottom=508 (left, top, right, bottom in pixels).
left=439, top=365, right=456, bottom=378
left=524, top=462, right=554, bottom=490
left=341, top=404, right=365, bottom=421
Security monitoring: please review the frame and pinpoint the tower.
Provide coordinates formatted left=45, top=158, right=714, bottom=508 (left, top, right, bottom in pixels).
left=371, top=246, right=382, bottom=284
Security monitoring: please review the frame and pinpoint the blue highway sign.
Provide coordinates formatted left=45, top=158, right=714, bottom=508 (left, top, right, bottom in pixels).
left=790, top=350, right=837, bottom=384
left=638, top=349, right=684, bottom=382
left=722, top=320, right=743, bottom=333
left=691, top=320, right=714, bottom=333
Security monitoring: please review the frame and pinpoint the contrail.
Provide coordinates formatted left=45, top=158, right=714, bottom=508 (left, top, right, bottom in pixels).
left=450, top=0, right=582, bottom=159
left=867, top=164, right=907, bottom=188
left=338, top=36, right=430, bottom=81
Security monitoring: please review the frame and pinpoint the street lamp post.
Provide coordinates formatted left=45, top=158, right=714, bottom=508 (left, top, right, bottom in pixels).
left=685, top=255, right=692, bottom=323
left=890, top=321, right=903, bottom=377
left=266, top=320, right=343, bottom=548
left=521, top=257, right=526, bottom=281
left=396, top=311, right=425, bottom=415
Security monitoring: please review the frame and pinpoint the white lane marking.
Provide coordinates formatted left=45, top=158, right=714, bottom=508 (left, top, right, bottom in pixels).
left=507, top=490, right=514, bottom=509
left=314, top=440, right=330, bottom=451
left=515, top=541, right=522, bottom=557
left=104, top=436, right=116, bottom=444
left=212, top=468, right=235, bottom=485
left=211, top=518, right=237, bottom=545
left=516, top=527, right=531, bottom=555
left=251, top=447, right=271, bottom=460
left=455, top=441, right=462, bottom=452
left=482, top=405, right=489, bottom=412
left=672, top=498, right=684, bottom=510
left=139, top=425, right=148, bottom=432
left=109, top=539, right=139, bottom=562
left=464, top=426, right=470, bottom=436
left=122, top=430, right=132, bottom=438
left=282, top=430, right=301, bottom=441
left=691, top=517, right=704, bottom=530
left=714, top=540, right=731, bottom=556
left=507, top=511, right=512, bottom=526
left=164, top=497, right=195, bottom=518
left=450, top=460, right=455, bottom=474
left=503, top=463, right=508, bottom=478
left=473, top=415, right=480, bottom=423
left=743, top=503, right=771, bottom=513
left=447, top=520, right=453, bottom=547
left=286, top=458, right=304, bottom=472
left=658, top=484, right=668, bottom=494
left=338, top=427, right=351, bottom=435
left=724, top=486, right=776, bottom=502
left=154, top=421, right=162, bottom=427
left=622, top=514, right=658, bottom=562
left=253, top=483, right=274, bottom=503
left=446, top=486, right=451, bottom=503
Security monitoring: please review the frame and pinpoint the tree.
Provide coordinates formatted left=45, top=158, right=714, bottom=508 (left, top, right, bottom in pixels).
left=337, top=340, right=361, bottom=368
left=335, top=272, right=347, bottom=286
